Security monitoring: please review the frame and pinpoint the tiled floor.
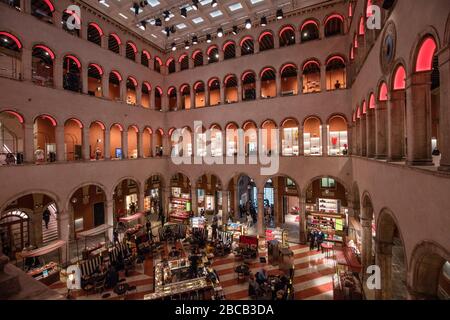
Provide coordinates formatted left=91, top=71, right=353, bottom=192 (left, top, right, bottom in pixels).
left=49, top=239, right=335, bottom=300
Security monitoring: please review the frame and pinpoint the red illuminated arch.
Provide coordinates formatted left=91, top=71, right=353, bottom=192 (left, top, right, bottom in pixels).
left=143, top=81, right=151, bottom=91
left=193, top=81, right=204, bottom=91
left=378, top=82, right=388, bottom=101
left=208, top=77, right=220, bottom=88
left=359, top=16, right=365, bottom=35
left=33, top=45, right=54, bottom=59
left=207, top=45, right=218, bottom=56
left=415, top=36, right=437, bottom=72
left=222, top=41, right=235, bottom=51
left=239, top=36, right=253, bottom=47
left=178, top=53, right=188, bottom=63
left=142, top=50, right=151, bottom=60
left=241, top=70, right=255, bottom=81
left=110, top=33, right=121, bottom=45
left=258, top=31, right=273, bottom=43
left=127, top=76, right=137, bottom=87
left=155, top=86, right=163, bottom=95
left=302, top=59, right=320, bottom=71
left=112, top=123, right=123, bottom=131
left=129, top=125, right=139, bottom=133
left=260, top=67, right=275, bottom=78
left=88, top=22, right=104, bottom=36
left=279, top=25, right=295, bottom=37
left=393, top=65, right=406, bottom=90
left=369, top=93, right=376, bottom=109
left=167, top=86, right=176, bottom=95
left=66, top=118, right=83, bottom=128
left=192, top=50, right=202, bottom=59
left=326, top=55, right=346, bottom=66
left=166, top=57, right=174, bottom=66
left=127, top=41, right=137, bottom=53
left=280, top=63, right=298, bottom=75
left=154, top=56, right=162, bottom=65
left=224, top=74, right=237, bottom=85
left=180, top=84, right=189, bottom=92
left=1, top=110, right=24, bottom=123
left=65, top=55, right=81, bottom=69
left=92, top=121, right=105, bottom=130
left=0, top=32, right=23, bottom=49
left=38, top=114, right=57, bottom=127
left=89, top=63, right=103, bottom=76
left=324, top=13, right=344, bottom=25
left=43, top=0, right=55, bottom=12
left=111, top=70, right=122, bottom=82
left=300, top=19, right=319, bottom=31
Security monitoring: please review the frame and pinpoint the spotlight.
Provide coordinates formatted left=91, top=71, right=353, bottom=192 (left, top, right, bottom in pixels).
left=185, top=41, right=190, bottom=49
left=140, top=20, right=147, bottom=30
left=217, top=27, right=223, bottom=38
left=163, top=10, right=171, bottom=21
left=232, top=25, right=238, bottom=35
left=276, top=9, right=283, bottom=20
left=245, top=19, right=252, bottom=29
left=206, top=34, right=212, bottom=43
left=171, top=42, right=177, bottom=51
left=155, top=18, right=162, bottom=26
left=212, top=0, right=217, bottom=7
left=260, top=16, right=267, bottom=26
left=180, top=7, right=187, bottom=18
left=192, top=35, right=198, bottom=44
left=192, top=0, right=199, bottom=10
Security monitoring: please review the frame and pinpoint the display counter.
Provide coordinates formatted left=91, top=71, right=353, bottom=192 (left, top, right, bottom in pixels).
left=225, top=222, right=247, bottom=243
left=27, top=262, right=60, bottom=285
left=307, top=212, right=345, bottom=243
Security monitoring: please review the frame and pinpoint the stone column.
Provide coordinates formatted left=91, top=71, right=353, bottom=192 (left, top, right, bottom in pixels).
left=274, top=181, right=281, bottom=226
left=361, top=115, right=367, bottom=157
left=367, top=108, right=376, bottom=157
left=190, top=88, right=195, bottom=109
left=55, top=125, right=65, bottom=162
left=105, top=199, right=114, bottom=240
left=387, top=90, right=406, bottom=161
left=104, top=127, right=111, bottom=159
left=81, top=64, right=88, bottom=95
left=151, top=132, right=156, bottom=157
left=191, top=186, right=198, bottom=216
left=438, top=46, right=450, bottom=171
left=120, top=80, right=127, bottom=102
left=20, top=0, right=31, bottom=13
left=406, top=72, right=433, bottom=165
left=136, top=84, right=142, bottom=107
left=257, top=192, right=264, bottom=236
left=102, top=73, right=109, bottom=98
left=375, top=100, right=388, bottom=159
left=162, top=187, right=170, bottom=219
left=21, top=47, right=32, bottom=81
left=320, top=65, right=327, bottom=92
left=31, top=208, right=44, bottom=247
left=137, top=129, right=143, bottom=158
left=360, top=218, right=373, bottom=271
left=57, top=210, right=70, bottom=264
left=53, top=57, right=64, bottom=90
left=276, top=75, right=282, bottom=97
left=375, top=241, right=393, bottom=300
left=299, top=198, right=307, bottom=244
left=222, top=190, right=229, bottom=224
left=52, top=10, right=62, bottom=29
left=24, top=123, right=34, bottom=163
left=256, top=77, right=261, bottom=100
left=298, top=123, right=304, bottom=156
left=82, top=126, right=90, bottom=160
left=162, top=132, right=170, bottom=156
left=237, top=83, right=242, bottom=102
left=322, top=124, right=328, bottom=156
left=220, top=85, right=225, bottom=105
left=121, top=129, right=128, bottom=159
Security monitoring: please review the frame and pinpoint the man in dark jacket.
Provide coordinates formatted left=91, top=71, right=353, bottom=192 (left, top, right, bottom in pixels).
left=42, top=209, right=51, bottom=229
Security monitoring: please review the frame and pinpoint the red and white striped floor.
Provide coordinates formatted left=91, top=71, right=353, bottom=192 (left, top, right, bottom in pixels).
left=49, top=241, right=335, bottom=300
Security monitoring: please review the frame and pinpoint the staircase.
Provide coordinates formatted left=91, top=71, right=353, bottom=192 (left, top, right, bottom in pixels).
left=41, top=204, right=58, bottom=245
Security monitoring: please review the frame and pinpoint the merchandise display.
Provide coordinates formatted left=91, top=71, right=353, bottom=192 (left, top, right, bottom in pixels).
left=307, top=212, right=345, bottom=243
left=265, top=228, right=289, bottom=247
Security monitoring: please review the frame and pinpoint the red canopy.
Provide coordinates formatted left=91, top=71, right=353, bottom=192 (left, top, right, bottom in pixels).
left=119, top=212, right=144, bottom=222
left=21, top=240, right=66, bottom=258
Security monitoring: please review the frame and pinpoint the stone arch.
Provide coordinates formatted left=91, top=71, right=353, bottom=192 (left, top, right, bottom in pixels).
left=408, top=26, right=441, bottom=75
left=64, top=181, right=109, bottom=211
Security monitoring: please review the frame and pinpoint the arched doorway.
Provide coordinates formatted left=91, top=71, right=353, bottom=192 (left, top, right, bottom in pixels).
left=89, top=121, right=105, bottom=160
left=64, top=118, right=83, bottom=161
left=113, top=179, right=139, bottom=220
left=144, top=175, right=163, bottom=215
left=303, top=116, right=322, bottom=156
left=0, top=110, right=24, bottom=165
left=34, top=115, right=57, bottom=163
left=375, top=210, right=407, bottom=300
left=327, top=115, right=348, bottom=156
left=195, top=174, right=222, bottom=217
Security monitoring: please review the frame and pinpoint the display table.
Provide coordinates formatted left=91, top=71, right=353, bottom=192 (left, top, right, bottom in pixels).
left=169, top=211, right=190, bottom=223
left=27, top=262, right=60, bottom=285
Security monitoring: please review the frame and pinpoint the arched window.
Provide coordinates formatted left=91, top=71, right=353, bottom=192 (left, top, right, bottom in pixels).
left=280, top=64, right=298, bottom=95
left=303, top=117, right=322, bottom=156
left=208, top=78, right=220, bottom=106
left=168, top=87, right=177, bottom=111
left=108, top=71, right=122, bottom=100
left=179, top=54, right=189, bottom=71
left=223, top=41, right=236, bottom=60
left=142, top=127, right=152, bottom=157
left=141, top=50, right=150, bottom=67
left=301, top=20, right=319, bottom=42
left=154, top=57, right=162, bottom=73
left=324, top=14, right=344, bottom=37
left=0, top=210, right=29, bottom=252
left=326, top=56, right=346, bottom=90
left=31, top=0, right=54, bottom=24
left=63, top=55, right=82, bottom=92
left=258, top=31, right=274, bottom=51
left=180, top=84, right=191, bottom=110
left=64, top=118, right=83, bottom=161
left=194, top=81, right=205, bottom=108
left=108, top=34, right=121, bottom=54
left=240, top=37, right=254, bottom=56
left=32, top=45, right=54, bottom=87
left=87, top=23, right=103, bottom=46
left=193, top=50, right=203, bottom=67
left=260, top=67, right=276, bottom=98
left=210, top=125, right=223, bottom=157
left=279, top=26, right=295, bottom=47
left=126, top=77, right=137, bottom=105
left=0, top=32, right=22, bottom=80
left=281, top=118, right=299, bottom=156
left=62, top=9, right=80, bottom=37
left=89, top=121, right=105, bottom=160
left=415, top=36, right=437, bottom=72
left=224, top=75, right=238, bottom=104
left=261, top=120, right=277, bottom=155
left=34, top=115, right=57, bottom=162
left=126, top=42, right=137, bottom=61
left=207, top=46, right=219, bottom=64
left=225, top=123, right=239, bottom=156
left=166, top=58, right=176, bottom=74
left=0, top=111, right=24, bottom=164
left=378, top=82, right=388, bottom=101
left=110, top=123, right=123, bottom=159
left=87, top=64, right=103, bottom=97
left=142, top=82, right=151, bottom=109
left=302, top=60, right=321, bottom=93
left=393, top=65, right=406, bottom=90
left=359, top=16, right=365, bottom=36
left=328, top=116, right=348, bottom=156
left=243, top=121, right=258, bottom=156
left=242, top=71, right=256, bottom=101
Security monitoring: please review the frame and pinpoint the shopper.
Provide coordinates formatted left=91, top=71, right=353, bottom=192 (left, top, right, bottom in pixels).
left=309, top=230, right=317, bottom=251
left=113, top=229, right=119, bottom=244
left=316, top=231, right=324, bottom=252
left=42, top=209, right=51, bottom=229
left=248, top=275, right=259, bottom=299
left=211, top=215, right=218, bottom=240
